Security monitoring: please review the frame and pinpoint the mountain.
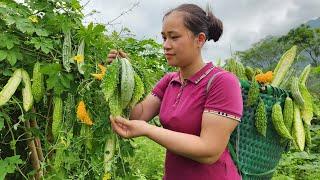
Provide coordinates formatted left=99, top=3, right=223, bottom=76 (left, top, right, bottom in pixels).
left=306, top=17, right=320, bottom=28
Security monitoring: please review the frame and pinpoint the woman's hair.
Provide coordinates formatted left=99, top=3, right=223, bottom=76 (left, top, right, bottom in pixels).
left=164, top=4, right=223, bottom=42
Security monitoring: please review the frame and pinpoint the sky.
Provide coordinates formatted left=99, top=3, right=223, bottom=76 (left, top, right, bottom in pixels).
left=82, top=0, right=320, bottom=63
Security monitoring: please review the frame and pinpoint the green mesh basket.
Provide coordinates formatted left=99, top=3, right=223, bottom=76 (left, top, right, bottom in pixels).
left=228, top=80, right=291, bottom=180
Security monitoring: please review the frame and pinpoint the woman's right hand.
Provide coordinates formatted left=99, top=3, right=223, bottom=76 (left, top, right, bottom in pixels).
left=107, top=49, right=128, bottom=64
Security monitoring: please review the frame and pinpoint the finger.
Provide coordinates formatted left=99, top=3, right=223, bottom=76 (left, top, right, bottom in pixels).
left=110, top=118, right=118, bottom=132
left=114, top=116, right=130, bottom=126
left=107, top=55, right=116, bottom=64
left=110, top=119, right=127, bottom=137
left=117, top=122, right=126, bottom=129
left=114, top=119, right=128, bottom=131
left=111, top=117, right=128, bottom=132
left=110, top=116, right=121, bottom=131
left=119, top=50, right=127, bottom=58
left=107, top=54, right=117, bottom=58
left=109, top=49, right=118, bottom=54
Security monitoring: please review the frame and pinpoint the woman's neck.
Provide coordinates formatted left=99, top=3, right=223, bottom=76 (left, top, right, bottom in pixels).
left=179, top=58, right=206, bottom=81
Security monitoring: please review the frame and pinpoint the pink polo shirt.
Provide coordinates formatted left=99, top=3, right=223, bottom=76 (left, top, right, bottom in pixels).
left=152, top=62, right=243, bottom=180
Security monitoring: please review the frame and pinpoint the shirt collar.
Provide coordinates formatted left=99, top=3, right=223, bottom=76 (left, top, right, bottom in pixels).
left=170, top=62, right=215, bottom=85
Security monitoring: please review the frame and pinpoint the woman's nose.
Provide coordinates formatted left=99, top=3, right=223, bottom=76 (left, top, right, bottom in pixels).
left=163, top=39, right=171, bottom=50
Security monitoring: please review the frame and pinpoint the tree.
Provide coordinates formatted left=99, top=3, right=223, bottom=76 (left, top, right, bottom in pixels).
left=279, top=24, right=320, bottom=66
left=236, top=36, right=288, bottom=71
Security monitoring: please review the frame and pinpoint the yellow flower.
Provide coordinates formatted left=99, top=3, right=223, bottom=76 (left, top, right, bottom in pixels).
left=98, top=64, right=106, bottom=74
left=265, top=71, right=273, bottom=82
left=28, top=15, right=38, bottom=23
left=255, top=71, right=273, bottom=84
left=91, top=73, right=104, bottom=80
left=77, top=101, right=93, bottom=126
left=73, top=55, right=84, bottom=63
left=103, top=173, right=111, bottom=180
left=91, top=64, right=106, bottom=80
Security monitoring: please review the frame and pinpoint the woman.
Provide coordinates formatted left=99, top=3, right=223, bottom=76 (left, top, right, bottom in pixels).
left=108, top=3, right=243, bottom=180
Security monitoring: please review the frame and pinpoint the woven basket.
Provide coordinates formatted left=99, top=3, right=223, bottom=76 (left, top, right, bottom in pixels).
left=228, top=80, right=291, bottom=180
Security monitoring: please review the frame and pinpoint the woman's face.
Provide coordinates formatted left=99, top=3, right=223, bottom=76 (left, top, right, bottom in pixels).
left=161, top=11, right=200, bottom=67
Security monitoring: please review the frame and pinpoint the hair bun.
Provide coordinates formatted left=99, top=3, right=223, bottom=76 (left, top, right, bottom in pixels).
left=207, top=12, right=223, bottom=42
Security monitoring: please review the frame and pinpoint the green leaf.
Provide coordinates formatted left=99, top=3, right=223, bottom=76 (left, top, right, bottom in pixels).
left=4, top=16, right=16, bottom=26
left=6, top=51, right=17, bottom=66
left=47, top=74, right=66, bottom=95
left=29, top=37, right=41, bottom=49
left=0, top=50, right=7, bottom=61
left=0, top=33, right=20, bottom=49
left=35, top=28, right=49, bottom=37
left=46, top=74, right=59, bottom=90
left=60, top=75, right=70, bottom=89
left=60, top=74, right=74, bottom=89
left=29, top=37, right=53, bottom=54
left=0, top=155, right=23, bottom=180
left=93, top=24, right=106, bottom=34
left=65, top=73, right=74, bottom=81
left=6, top=48, right=23, bottom=66
left=2, top=69, right=12, bottom=76
left=70, top=0, right=82, bottom=10
left=41, top=45, right=51, bottom=54
left=40, top=63, right=61, bottom=75
left=313, top=66, right=320, bottom=74
left=42, top=64, right=66, bottom=95
left=16, top=18, right=35, bottom=34
left=0, top=112, right=4, bottom=131
left=6, top=41, right=14, bottom=49
left=0, top=6, right=9, bottom=15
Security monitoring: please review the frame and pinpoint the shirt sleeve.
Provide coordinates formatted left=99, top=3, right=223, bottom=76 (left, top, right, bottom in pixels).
left=151, top=73, right=174, bottom=101
left=204, top=72, right=243, bottom=121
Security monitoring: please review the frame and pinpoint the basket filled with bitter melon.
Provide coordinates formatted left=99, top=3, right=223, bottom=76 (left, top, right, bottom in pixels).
left=224, top=45, right=315, bottom=180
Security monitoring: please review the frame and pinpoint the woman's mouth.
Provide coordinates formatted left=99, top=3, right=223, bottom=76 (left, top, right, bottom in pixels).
left=165, top=53, right=175, bottom=58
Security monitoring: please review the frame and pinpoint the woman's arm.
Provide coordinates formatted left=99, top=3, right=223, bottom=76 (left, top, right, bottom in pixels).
left=111, top=112, right=239, bottom=164
left=129, top=94, right=161, bottom=122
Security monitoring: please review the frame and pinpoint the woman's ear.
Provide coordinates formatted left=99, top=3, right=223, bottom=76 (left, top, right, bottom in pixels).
left=197, top=32, right=207, bottom=48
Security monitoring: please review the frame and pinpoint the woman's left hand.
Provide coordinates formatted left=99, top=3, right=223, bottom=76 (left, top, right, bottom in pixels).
left=110, top=116, right=150, bottom=138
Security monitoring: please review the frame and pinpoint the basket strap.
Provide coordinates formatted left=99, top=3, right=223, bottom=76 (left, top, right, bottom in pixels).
left=206, top=71, right=225, bottom=93
left=227, top=142, right=240, bottom=167
left=242, top=168, right=278, bottom=176
left=206, top=72, right=243, bottom=175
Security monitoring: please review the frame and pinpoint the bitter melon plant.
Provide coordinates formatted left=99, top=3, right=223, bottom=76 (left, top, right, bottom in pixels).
left=283, top=97, right=294, bottom=133
left=103, top=57, right=145, bottom=117
left=272, top=103, right=293, bottom=139
left=102, top=58, right=121, bottom=103
left=120, top=58, right=135, bottom=109
left=299, top=83, right=313, bottom=125
left=255, top=98, right=267, bottom=137
left=21, top=69, right=33, bottom=112
left=31, top=62, right=45, bottom=103
left=292, top=102, right=305, bottom=151
left=291, top=76, right=305, bottom=107
left=0, top=69, right=22, bottom=106
left=52, top=97, right=63, bottom=140
left=246, top=78, right=260, bottom=107
left=271, top=45, right=297, bottom=87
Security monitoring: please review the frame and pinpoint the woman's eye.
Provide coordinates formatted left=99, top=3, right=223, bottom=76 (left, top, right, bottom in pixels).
left=171, top=36, right=178, bottom=39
